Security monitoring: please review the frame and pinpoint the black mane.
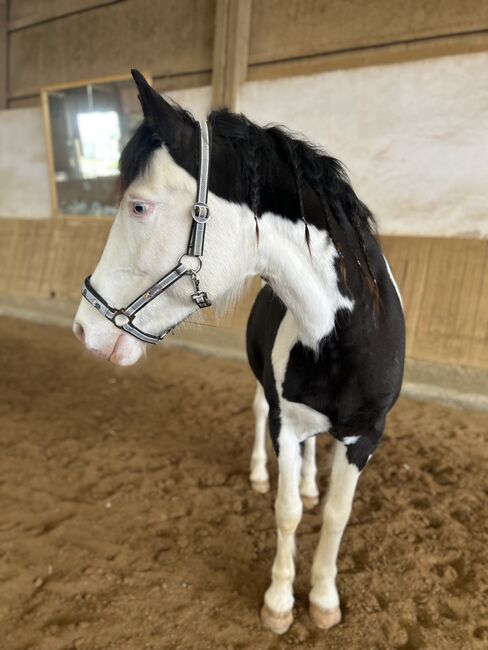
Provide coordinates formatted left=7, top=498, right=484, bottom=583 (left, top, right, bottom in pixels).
left=119, top=100, right=195, bottom=194
left=119, top=107, right=379, bottom=294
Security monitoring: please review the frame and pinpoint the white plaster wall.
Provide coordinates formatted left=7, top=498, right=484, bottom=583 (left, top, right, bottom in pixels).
left=168, top=54, right=488, bottom=238
left=0, top=107, right=51, bottom=218
left=1, top=51, right=487, bottom=236
left=168, top=86, right=212, bottom=122
left=240, top=52, right=488, bottom=238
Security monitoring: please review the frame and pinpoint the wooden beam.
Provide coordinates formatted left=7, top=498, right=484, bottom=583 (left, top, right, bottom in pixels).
left=249, top=0, right=488, bottom=66
left=211, top=0, right=252, bottom=110
left=7, top=70, right=213, bottom=108
left=224, top=0, right=252, bottom=109
left=211, top=0, right=230, bottom=110
left=0, top=0, right=6, bottom=110
left=247, top=30, right=488, bottom=83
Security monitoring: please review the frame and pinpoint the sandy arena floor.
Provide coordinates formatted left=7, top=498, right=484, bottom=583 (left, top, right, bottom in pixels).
left=0, top=317, right=487, bottom=650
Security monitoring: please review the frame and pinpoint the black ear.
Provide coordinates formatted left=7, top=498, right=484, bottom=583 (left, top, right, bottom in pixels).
left=131, top=69, right=193, bottom=148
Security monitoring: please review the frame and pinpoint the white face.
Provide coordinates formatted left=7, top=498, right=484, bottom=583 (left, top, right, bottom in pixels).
left=73, top=145, right=256, bottom=365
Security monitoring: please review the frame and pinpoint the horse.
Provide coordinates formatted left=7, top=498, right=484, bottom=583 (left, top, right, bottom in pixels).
left=73, top=70, right=405, bottom=635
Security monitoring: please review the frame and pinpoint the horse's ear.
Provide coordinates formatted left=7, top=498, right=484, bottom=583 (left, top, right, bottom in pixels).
left=131, top=69, right=191, bottom=146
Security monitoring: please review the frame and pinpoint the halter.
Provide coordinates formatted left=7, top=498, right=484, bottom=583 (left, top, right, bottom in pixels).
left=82, top=121, right=212, bottom=345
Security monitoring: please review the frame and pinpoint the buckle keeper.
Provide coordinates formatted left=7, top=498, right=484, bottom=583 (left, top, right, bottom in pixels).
left=191, top=202, right=209, bottom=224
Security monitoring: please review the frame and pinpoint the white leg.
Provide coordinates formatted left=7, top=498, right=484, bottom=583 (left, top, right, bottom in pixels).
left=250, top=383, right=270, bottom=493
left=300, top=436, right=319, bottom=509
left=309, top=441, right=360, bottom=629
left=261, top=426, right=302, bottom=634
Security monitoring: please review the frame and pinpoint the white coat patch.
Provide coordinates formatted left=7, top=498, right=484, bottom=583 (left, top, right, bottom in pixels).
left=343, top=435, right=360, bottom=445
left=271, top=311, right=331, bottom=442
left=383, top=255, right=403, bottom=309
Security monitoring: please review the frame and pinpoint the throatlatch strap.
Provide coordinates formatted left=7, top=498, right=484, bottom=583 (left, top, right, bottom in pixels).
left=187, top=121, right=211, bottom=257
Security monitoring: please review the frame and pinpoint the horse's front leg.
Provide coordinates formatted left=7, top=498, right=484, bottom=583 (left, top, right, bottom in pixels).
left=261, top=422, right=302, bottom=635
left=309, top=439, right=362, bottom=629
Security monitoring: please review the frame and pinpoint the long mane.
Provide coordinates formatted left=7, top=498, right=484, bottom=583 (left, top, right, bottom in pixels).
left=208, top=110, right=378, bottom=287
left=119, top=105, right=379, bottom=293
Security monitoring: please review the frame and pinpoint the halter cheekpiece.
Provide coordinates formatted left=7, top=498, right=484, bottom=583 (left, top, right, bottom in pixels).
left=82, top=121, right=212, bottom=344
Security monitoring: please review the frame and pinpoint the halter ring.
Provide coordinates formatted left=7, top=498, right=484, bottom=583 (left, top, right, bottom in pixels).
left=178, top=253, right=202, bottom=274
left=113, top=311, right=132, bottom=327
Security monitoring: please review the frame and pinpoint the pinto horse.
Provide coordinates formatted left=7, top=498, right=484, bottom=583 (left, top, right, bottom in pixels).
left=73, top=70, right=405, bottom=634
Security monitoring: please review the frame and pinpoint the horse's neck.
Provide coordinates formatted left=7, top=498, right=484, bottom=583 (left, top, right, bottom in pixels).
left=254, top=213, right=354, bottom=349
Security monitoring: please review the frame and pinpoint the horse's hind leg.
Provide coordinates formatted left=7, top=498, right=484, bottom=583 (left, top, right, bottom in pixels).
left=300, top=436, right=319, bottom=509
left=250, top=382, right=270, bottom=493
left=309, top=440, right=361, bottom=629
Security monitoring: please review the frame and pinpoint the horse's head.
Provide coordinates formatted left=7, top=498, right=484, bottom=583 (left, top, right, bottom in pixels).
left=73, top=71, right=256, bottom=365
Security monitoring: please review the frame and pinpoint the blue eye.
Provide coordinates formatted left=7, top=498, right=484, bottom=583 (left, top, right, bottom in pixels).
left=129, top=199, right=155, bottom=218
left=132, top=202, right=147, bottom=216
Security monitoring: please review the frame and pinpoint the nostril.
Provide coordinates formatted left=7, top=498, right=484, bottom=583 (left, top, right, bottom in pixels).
left=73, top=322, right=85, bottom=344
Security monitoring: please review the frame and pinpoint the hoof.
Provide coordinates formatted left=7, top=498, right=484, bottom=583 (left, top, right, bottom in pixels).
left=301, top=494, right=319, bottom=510
left=251, top=479, right=270, bottom=494
left=261, top=604, right=293, bottom=635
left=309, top=603, right=341, bottom=630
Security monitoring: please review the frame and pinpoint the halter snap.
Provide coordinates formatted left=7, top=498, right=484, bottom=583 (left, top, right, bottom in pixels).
left=189, top=270, right=211, bottom=308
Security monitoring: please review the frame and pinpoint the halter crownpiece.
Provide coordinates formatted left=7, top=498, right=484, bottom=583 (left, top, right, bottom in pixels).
left=82, top=120, right=212, bottom=345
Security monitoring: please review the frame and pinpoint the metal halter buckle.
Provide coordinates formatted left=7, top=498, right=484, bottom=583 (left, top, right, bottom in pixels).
left=191, top=202, right=209, bottom=224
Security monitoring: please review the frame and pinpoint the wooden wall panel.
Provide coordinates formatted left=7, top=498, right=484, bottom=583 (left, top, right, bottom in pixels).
left=249, top=0, right=488, bottom=66
left=8, top=0, right=215, bottom=100
left=8, top=0, right=119, bottom=31
left=0, top=219, right=20, bottom=293
left=381, top=236, right=432, bottom=356
left=383, top=237, right=488, bottom=368
left=471, top=246, right=488, bottom=367
left=0, top=221, right=487, bottom=370
left=247, top=31, right=488, bottom=82
left=0, top=0, right=5, bottom=109
left=5, top=95, right=38, bottom=108
left=14, top=220, right=43, bottom=294
left=410, top=239, right=488, bottom=366
left=45, top=219, right=111, bottom=300
left=0, top=218, right=110, bottom=300
left=7, top=0, right=488, bottom=105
